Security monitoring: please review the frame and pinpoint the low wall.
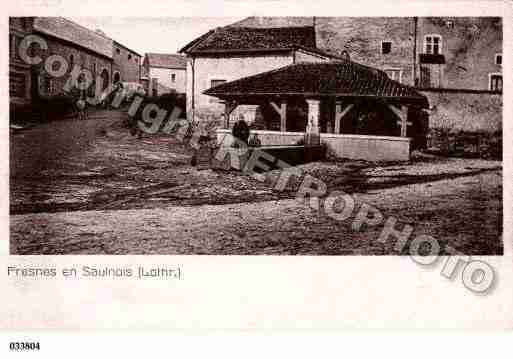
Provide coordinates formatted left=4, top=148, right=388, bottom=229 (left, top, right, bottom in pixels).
left=421, top=90, right=502, bottom=133
left=217, top=129, right=304, bottom=146
left=321, top=133, right=411, bottom=162
left=217, top=129, right=411, bottom=162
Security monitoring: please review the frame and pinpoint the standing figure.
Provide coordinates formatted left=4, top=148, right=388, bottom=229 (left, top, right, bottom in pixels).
left=76, top=89, right=87, bottom=121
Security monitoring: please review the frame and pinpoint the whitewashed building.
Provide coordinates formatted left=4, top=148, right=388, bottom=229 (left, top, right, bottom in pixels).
left=142, top=53, right=187, bottom=96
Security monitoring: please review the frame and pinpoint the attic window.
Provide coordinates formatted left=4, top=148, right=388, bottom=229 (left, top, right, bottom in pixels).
left=381, top=41, right=392, bottom=55
left=495, top=54, right=502, bottom=65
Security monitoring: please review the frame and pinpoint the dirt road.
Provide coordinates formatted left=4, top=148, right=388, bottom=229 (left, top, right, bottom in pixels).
left=10, top=113, right=503, bottom=255
left=10, top=170, right=501, bottom=255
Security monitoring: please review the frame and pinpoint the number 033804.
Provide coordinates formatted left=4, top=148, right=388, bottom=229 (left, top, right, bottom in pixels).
left=9, top=342, right=40, bottom=351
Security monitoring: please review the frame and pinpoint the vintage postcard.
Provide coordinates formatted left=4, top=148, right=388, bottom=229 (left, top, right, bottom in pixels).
left=1, top=0, right=512, bottom=340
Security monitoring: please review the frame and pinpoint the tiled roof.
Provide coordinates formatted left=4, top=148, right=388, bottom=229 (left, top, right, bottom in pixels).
left=114, top=40, right=142, bottom=57
left=204, top=61, right=429, bottom=106
left=146, top=53, right=187, bottom=69
left=33, top=17, right=113, bottom=59
left=179, top=26, right=316, bottom=54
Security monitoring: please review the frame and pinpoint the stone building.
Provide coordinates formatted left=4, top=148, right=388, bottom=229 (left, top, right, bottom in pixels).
left=113, top=40, right=142, bottom=84
left=9, top=17, right=33, bottom=112
left=142, top=53, right=187, bottom=96
left=232, top=16, right=503, bottom=92
left=201, top=17, right=502, bottom=139
left=415, top=17, right=502, bottom=91
left=9, top=17, right=144, bottom=123
left=179, top=25, right=333, bottom=122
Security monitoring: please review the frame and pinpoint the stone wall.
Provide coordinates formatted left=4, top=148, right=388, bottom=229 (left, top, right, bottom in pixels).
left=149, top=67, right=186, bottom=94
left=31, top=35, right=113, bottom=98
left=9, top=18, right=33, bottom=107
left=232, top=16, right=502, bottom=91
left=188, top=52, right=294, bottom=120
left=422, top=89, right=502, bottom=158
left=422, top=90, right=502, bottom=133
left=316, top=17, right=416, bottom=86
left=417, top=17, right=502, bottom=91
left=112, top=42, right=141, bottom=83
left=217, top=129, right=411, bottom=162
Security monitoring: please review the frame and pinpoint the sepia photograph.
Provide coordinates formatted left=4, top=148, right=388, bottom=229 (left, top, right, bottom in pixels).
left=9, top=15, right=503, bottom=256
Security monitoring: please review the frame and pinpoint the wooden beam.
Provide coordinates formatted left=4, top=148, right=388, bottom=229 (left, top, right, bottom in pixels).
left=224, top=101, right=238, bottom=129
left=270, top=101, right=287, bottom=131
left=335, top=103, right=354, bottom=134
left=388, top=104, right=411, bottom=137
left=305, top=99, right=321, bottom=146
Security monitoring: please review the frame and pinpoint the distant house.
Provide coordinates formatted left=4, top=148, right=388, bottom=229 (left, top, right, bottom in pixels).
left=179, top=25, right=332, bottom=122
left=142, top=53, right=187, bottom=96
left=9, top=16, right=144, bottom=123
left=9, top=17, right=114, bottom=123
left=112, top=40, right=142, bottom=84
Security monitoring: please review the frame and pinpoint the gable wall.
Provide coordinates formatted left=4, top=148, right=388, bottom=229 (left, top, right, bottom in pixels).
left=189, top=53, right=294, bottom=120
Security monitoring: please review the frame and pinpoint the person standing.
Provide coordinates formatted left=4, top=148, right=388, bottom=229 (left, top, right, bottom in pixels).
left=76, top=88, right=87, bottom=121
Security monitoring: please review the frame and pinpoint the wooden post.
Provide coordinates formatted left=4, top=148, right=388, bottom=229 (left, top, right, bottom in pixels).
left=335, top=102, right=354, bottom=134
left=305, top=99, right=321, bottom=146
left=270, top=100, right=287, bottom=131
left=224, top=101, right=238, bottom=129
left=388, top=104, right=411, bottom=137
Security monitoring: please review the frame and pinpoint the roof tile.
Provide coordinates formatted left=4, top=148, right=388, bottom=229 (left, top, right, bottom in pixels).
left=180, top=26, right=316, bottom=54
left=204, top=61, right=428, bottom=106
left=146, top=53, right=187, bottom=69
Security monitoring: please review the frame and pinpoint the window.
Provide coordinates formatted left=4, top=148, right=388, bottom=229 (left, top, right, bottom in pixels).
left=424, top=35, right=442, bottom=55
left=495, top=53, right=502, bottom=65
left=489, top=74, right=502, bottom=92
left=211, top=79, right=226, bottom=88
left=384, top=68, right=402, bottom=83
left=11, top=36, right=22, bottom=61
left=381, top=41, right=392, bottom=55
left=9, top=34, right=15, bottom=59
left=209, top=79, right=226, bottom=103
left=116, top=48, right=120, bottom=54
left=38, top=74, right=54, bottom=96
left=171, top=73, right=176, bottom=82
left=128, top=54, right=132, bottom=60
left=92, top=62, right=96, bottom=74
left=69, top=54, right=74, bottom=68
left=445, top=20, right=454, bottom=29
left=10, top=71, right=27, bottom=98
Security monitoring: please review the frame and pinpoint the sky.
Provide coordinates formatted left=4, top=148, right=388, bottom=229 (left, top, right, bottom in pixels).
left=69, top=17, right=244, bottom=55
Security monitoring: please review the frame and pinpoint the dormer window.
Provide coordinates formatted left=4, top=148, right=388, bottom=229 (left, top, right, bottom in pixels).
left=424, top=35, right=442, bottom=55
